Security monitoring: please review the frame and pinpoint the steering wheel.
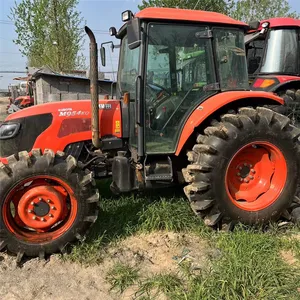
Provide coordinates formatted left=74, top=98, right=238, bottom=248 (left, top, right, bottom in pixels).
left=146, top=83, right=171, bottom=102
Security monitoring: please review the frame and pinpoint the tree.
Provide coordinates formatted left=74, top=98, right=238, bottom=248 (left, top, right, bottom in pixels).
left=230, top=0, right=299, bottom=23
left=10, top=0, right=85, bottom=72
left=138, top=0, right=234, bottom=15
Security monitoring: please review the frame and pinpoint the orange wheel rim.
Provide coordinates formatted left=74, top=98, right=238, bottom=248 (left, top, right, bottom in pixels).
left=225, top=142, right=287, bottom=211
left=2, top=176, right=78, bottom=243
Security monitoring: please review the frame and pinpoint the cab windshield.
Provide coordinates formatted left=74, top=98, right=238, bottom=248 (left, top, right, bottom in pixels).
left=261, top=29, right=298, bottom=74
left=246, top=29, right=299, bottom=75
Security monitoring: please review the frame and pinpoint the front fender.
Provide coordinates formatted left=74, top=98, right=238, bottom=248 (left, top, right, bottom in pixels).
left=175, top=91, right=284, bottom=156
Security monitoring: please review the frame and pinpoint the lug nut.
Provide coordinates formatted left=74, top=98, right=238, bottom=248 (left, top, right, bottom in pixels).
left=51, top=206, right=56, bottom=210
left=48, top=214, right=53, bottom=218
left=251, top=169, right=256, bottom=174
left=244, top=163, right=247, bottom=166
left=244, top=179, right=249, bottom=183
left=38, top=197, right=42, bottom=201
left=249, top=164, right=253, bottom=168
left=249, top=175, right=254, bottom=180
left=240, top=178, right=243, bottom=182
left=47, top=199, right=51, bottom=203
left=239, top=167, right=242, bottom=170
left=41, top=217, right=45, bottom=222
left=32, top=216, right=37, bottom=220
left=28, top=209, right=33, bottom=213
left=31, top=201, right=35, bottom=205
left=237, top=172, right=241, bottom=176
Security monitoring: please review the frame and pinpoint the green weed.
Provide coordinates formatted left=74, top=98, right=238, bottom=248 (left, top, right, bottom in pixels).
left=106, top=263, right=139, bottom=293
left=136, top=273, right=184, bottom=299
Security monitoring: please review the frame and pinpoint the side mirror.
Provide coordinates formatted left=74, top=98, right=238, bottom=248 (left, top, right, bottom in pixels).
left=109, top=27, right=117, bottom=37
left=100, top=41, right=115, bottom=67
left=100, top=46, right=106, bottom=67
left=127, top=18, right=141, bottom=50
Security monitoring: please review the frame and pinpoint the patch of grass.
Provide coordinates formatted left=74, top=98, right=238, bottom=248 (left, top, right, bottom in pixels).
left=67, top=233, right=106, bottom=264
left=279, top=227, right=300, bottom=260
left=185, top=227, right=300, bottom=300
left=68, top=180, right=209, bottom=263
left=138, top=198, right=203, bottom=232
left=118, top=227, right=300, bottom=300
left=136, top=273, right=184, bottom=299
left=106, top=263, right=139, bottom=293
left=285, top=238, right=300, bottom=260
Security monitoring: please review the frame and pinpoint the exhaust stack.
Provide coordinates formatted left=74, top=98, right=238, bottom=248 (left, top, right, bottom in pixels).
left=85, top=26, right=101, bottom=148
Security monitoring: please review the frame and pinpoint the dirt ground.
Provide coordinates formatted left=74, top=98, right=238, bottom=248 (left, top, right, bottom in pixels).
left=0, top=254, right=114, bottom=300
left=0, top=97, right=8, bottom=122
left=0, top=232, right=214, bottom=300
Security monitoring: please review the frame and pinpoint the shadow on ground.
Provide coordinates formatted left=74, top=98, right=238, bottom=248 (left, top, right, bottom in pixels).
left=87, top=179, right=192, bottom=244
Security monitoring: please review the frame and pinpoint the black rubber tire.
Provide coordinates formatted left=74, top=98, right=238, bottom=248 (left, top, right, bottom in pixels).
left=182, top=107, right=300, bottom=227
left=0, top=149, right=99, bottom=259
left=271, top=89, right=300, bottom=126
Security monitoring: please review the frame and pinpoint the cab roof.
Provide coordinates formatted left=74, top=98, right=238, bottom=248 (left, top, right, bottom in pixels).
left=136, top=7, right=248, bottom=28
left=261, top=17, right=300, bottom=28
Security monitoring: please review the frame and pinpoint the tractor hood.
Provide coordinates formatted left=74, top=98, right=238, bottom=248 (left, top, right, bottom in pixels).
left=0, top=99, right=122, bottom=161
left=5, top=99, right=120, bottom=121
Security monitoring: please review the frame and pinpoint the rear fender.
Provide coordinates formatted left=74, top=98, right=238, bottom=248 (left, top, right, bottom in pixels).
left=175, top=91, right=284, bottom=156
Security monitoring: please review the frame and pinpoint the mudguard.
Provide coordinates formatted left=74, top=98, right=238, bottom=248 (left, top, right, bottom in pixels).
left=175, top=91, right=284, bottom=155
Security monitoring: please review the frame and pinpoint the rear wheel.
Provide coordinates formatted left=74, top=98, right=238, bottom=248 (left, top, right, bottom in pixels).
left=0, top=149, right=99, bottom=259
left=274, top=89, right=300, bottom=126
left=182, top=107, right=300, bottom=227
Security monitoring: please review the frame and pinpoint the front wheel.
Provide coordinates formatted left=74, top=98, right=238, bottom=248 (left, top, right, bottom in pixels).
left=182, top=107, right=300, bottom=227
left=0, top=149, right=99, bottom=259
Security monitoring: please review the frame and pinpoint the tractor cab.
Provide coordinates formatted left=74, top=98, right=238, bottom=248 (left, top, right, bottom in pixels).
left=245, top=18, right=300, bottom=89
left=102, top=8, right=249, bottom=155
left=245, top=18, right=300, bottom=125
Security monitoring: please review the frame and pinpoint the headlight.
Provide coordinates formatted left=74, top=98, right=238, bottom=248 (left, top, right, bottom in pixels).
left=122, top=10, right=133, bottom=22
left=0, top=123, right=21, bottom=140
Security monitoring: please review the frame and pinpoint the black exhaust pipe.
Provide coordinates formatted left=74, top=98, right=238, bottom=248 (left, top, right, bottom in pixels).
left=85, top=26, right=101, bottom=148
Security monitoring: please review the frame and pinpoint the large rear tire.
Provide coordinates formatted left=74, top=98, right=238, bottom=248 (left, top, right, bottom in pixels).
left=182, top=107, right=300, bottom=227
left=273, top=89, right=300, bottom=126
left=0, top=149, right=99, bottom=259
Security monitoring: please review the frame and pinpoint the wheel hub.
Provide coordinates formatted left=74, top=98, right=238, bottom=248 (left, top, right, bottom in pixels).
left=18, top=186, right=65, bottom=229
left=33, top=200, right=50, bottom=217
left=238, top=164, right=251, bottom=178
left=236, top=162, right=256, bottom=183
left=226, top=142, right=287, bottom=211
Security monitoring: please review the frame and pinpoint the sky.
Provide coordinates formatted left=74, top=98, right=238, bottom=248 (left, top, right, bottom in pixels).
left=0, top=0, right=299, bottom=89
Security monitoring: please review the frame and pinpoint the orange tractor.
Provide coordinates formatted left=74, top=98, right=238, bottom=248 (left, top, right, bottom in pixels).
left=0, top=8, right=300, bottom=259
left=7, top=79, right=34, bottom=114
left=245, top=18, right=300, bottom=125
